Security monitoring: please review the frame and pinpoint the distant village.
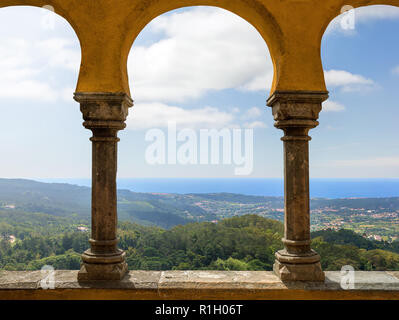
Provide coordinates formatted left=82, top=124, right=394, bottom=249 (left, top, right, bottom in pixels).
left=311, top=206, right=399, bottom=243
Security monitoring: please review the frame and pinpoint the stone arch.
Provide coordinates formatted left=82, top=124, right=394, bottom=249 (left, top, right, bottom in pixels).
left=121, top=1, right=284, bottom=96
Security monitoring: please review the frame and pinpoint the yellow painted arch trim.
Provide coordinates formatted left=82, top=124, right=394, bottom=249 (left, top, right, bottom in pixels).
left=1, top=0, right=399, bottom=96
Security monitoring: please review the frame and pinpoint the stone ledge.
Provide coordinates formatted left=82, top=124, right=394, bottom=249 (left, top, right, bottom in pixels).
left=1, top=271, right=399, bottom=300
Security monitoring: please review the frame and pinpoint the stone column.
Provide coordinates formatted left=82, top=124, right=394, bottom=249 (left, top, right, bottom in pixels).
left=74, top=92, right=133, bottom=281
left=267, top=91, right=328, bottom=281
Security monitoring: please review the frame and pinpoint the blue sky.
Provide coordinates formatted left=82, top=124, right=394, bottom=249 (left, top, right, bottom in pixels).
left=0, top=5, right=398, bottom=179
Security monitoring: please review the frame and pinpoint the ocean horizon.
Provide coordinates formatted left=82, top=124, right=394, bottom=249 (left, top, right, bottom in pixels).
left=35, top=178, right=399, bottom=199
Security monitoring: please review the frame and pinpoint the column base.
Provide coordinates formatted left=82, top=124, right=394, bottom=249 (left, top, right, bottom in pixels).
left=273, top=249, right=325, bottom=282
left=78, top=249, right=128, bottom=281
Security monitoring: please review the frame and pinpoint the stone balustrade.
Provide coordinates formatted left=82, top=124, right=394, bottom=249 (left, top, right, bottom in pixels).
left=1, top=271, right=399, bottom=300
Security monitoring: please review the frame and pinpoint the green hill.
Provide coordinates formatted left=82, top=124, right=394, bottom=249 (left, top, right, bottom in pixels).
left=3, top=214, right=399, bottom=272
left=0, top=179, right=216, bottom=228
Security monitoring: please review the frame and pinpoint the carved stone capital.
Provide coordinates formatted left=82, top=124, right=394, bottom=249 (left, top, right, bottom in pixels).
left=74, top=92, right=133, bottom=131
left=267, top=91, right=328, bottom=131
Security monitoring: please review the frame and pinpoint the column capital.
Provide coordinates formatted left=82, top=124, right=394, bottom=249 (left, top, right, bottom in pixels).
left=267, top=90, right=328, bottom=130
left=74, top=92, right=133, bottom=131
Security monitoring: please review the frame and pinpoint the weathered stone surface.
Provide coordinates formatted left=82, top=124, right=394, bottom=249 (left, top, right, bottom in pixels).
left=75, top=92, right=133, bottom=130
left=387, top=271, right=399, bottom=280
left=2, top=271, right=399, bottom=300
left=78, top=261, right=128, bottom=281
left=325, top=271, right=399, bottom=291
left=267, top=91, right=328, bottom=123
left=159, top=271, right=284, bottom=290
left=274, top=260, right=325, bottom=282
left=51, top=270, right=161, bottom=289
left=0, top=271, right=43, bottom=289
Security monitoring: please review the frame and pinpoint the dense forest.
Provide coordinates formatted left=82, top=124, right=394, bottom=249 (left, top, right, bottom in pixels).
left=2, top=214, right=399, bottom=271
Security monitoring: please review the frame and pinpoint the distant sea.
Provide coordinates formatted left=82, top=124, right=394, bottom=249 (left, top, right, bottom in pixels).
left=36, top=178, right=399, bottom=199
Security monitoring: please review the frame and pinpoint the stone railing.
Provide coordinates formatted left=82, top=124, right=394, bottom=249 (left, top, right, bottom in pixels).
left=1, top=271, right=399, bottom=300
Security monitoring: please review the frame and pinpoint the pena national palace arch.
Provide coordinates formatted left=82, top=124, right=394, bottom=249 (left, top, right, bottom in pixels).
left=1, top=0, right=398, bottom=282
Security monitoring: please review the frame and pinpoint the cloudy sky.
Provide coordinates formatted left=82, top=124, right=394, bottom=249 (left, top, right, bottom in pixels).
left=0, top=5, right=398, bottom=178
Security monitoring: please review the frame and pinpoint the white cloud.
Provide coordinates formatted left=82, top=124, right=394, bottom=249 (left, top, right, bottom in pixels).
left=129, top=7, right=378, bottom=105
left=60, top=87, right=75, bottom=102
left=0, top=7, right=80, bottom=103
left=326, top=5, right=399, bottom=34
left=324, top=69, right=375, bottom=92
left=239, top=72, right=274, bottom=92
left=0, top=38, right=55, bottom=101
left=127, top=102, right=235, bottom=130
left=244, top=121, right=267, bottom=129
left=232, top=107, right=240, bottom=113
left=354, top=5, right=399, bottom=21
left=127, top=102, right=270, bottom=130
left=0, top=80, right=58, bottom=102
left=244, top=107, right=263, bottom=119
left=129, top=7, right=272, bottom=103
left=36, top=38, right=80, bottom=72
left=126, top=102, right=270, bottom=130
left=0, top=37, right=80, bottom=102
left=322, top=100, right=345, bottom=112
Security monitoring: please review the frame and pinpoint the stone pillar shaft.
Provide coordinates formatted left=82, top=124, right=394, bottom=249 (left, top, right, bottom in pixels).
left=283, top=126, right=312, bottom=255
left=90, top=129, right=119, bottom=254
left=267, top=91, right=328, bottom=281
left=74, top=92, right=133, bottom=281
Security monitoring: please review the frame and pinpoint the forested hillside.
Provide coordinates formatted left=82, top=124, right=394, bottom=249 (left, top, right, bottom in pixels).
left=2, top=214, right=399, bottom=271
left=1, top=179, right=399, bottom=271
left=0, top=179, right=218, bottom=228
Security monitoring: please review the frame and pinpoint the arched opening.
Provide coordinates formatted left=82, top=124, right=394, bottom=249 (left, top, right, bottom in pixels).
left=115, top=6, right=285, bottom=271
left=122, top=6, right=280, bottom=184
left=312, top=4, right=399, bottom=270
left=0, top=6, right=83, bottom=178
left=0, top=6, right=87, bottom=270
left=319, top=4, right=399, bottom=190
